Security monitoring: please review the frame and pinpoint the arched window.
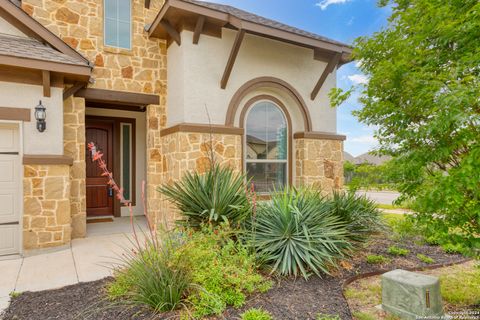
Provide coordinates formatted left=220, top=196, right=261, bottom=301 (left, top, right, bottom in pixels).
left=245, top=100, right=288, bottom=193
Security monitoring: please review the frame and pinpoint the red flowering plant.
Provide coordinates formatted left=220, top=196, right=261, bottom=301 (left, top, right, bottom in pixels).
left=87, top=142, right=158, bottom=249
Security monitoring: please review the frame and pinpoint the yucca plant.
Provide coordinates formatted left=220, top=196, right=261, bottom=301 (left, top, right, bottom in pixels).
left=327, top=191, right=384, bottom=246
left=246, top=188, right=352, bottom=279
left=158, top=164, right=251, bottom=229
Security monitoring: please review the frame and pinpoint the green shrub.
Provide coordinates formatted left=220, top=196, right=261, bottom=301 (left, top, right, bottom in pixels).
left=425, top=235, right=441, bottom=245
left=240, top=308, right=273, bottom=320
left=106, top=271, right=134, bottom=300
left=387, top=245, right=410, bottom=256
left=317, top=313, right=341, bottom=320
left=416, top=254, right=434, bottom=264
left=328, top=191, right=384, bottom=246
left=111, top=233, right=191, bottom=312
left=246, top=188, right=352, bottom=279
left=366, top=255, right=390, bottom=264
left=442, top=243, right=464, bottom=254
left=158, top=164, right=251, bottom=229
left=179, top=226, right=271, bottom=318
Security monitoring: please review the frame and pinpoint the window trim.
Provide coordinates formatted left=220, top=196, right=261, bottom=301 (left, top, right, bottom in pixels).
left=103, top=0, right=132, bottom=50
left=241, top=95, right=293, bottom=193
left=120, top=122, right=133, bottom=202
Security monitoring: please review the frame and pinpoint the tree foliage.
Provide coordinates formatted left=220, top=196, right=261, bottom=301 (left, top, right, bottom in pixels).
left=334, top=0, right=480, bottom=253
left=344, top=160, right=405, bottom=190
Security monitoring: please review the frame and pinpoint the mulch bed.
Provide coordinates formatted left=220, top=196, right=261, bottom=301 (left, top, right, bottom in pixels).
left=1, top=236, right=465, bottom=320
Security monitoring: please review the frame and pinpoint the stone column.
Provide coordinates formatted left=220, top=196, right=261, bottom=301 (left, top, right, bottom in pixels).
left=295, top=138, right=344, bottom=193
left=146, top=104, right=167, bottom=227
left=63, top=96, right=87, bottom=238
left=23, top=165, right=71, bottom=249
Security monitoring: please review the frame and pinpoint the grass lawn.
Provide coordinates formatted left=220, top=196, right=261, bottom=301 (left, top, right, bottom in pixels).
left=345, top=261, right=480, bottom=320
left=376, top=204, right=406, bottom=210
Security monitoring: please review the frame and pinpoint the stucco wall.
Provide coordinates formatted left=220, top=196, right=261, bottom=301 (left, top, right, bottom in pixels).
left=167, top=29, right=337, bottom=133
left=0, top=81, right=64, bottom=155
left=85, top=108, right=147, bottom=217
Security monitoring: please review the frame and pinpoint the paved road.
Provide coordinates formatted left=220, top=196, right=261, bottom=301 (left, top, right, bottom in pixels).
left=355, top=190, right=400, bottom=205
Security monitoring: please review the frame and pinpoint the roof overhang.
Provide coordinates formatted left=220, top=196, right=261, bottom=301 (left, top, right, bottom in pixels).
left=0, top=1, right=91, bottom=64
left=0, top=54, right=91, bottom=81
left=148, top=0, right=352, bottom=63
left=0, top=0, right=92, bottom=92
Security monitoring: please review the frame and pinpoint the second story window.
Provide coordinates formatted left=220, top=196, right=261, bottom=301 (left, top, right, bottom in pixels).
left=104, top=0, right=131, bottom=50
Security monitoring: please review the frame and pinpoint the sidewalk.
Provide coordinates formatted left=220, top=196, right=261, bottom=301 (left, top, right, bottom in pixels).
left=0, top=217, right=147, bottom=312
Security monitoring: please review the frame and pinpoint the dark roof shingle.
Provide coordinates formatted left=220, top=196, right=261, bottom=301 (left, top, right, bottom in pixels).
left=180, top=0, right=349, bottom=47
left=0, top=33, right=89, bottom=66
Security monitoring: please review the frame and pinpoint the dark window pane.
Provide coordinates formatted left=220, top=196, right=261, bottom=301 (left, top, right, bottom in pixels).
left=265, top=103, right=287, bottom=160
left=246, top=103, right=267, bottom=159
left=246, top=162, right=286, bottom=193
left=122, top=124, right=131, bottom=200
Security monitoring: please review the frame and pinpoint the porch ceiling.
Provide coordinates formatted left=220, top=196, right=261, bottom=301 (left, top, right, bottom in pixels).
left=75, top=88, right=160, bottom=112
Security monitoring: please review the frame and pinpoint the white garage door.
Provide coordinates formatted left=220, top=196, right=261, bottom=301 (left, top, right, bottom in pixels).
left=0, top=123, right=20, bottom=256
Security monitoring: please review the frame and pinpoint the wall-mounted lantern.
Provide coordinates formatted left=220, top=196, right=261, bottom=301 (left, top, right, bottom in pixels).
left=34, top=100, right=46, bottom=132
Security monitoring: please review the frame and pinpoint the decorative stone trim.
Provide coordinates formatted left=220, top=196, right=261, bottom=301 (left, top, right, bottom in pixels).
left=23, top=155, right=73, bottom=165
left=294, top=131, right=346, bottom=141
left=160, top=123, right=244, bottom=137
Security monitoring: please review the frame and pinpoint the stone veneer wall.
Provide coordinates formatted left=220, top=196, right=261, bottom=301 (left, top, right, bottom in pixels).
left=155, top=132, right=242, bottom=224
left=23, top=165, right=71, bottom=249
left=22, top=0, right=167, bottom=96
left=22, top=0, right=168, bottom=239
left=295, top=138, right=344, bottom=193
left=64, top=96, right=87, bottom=239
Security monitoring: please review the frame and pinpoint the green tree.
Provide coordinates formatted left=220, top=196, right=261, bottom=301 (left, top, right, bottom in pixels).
left=333, top=0, right=480, bottom=253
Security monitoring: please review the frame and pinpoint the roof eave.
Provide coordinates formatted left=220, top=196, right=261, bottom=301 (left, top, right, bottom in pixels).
left=148, top=0, right=352, bottom=55
left=0, top=0, right=91, bottom=65
left=0, top=54, right=92, bottom=80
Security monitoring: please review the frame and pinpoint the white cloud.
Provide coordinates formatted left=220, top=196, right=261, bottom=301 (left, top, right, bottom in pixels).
left=315, top=0, right=351, bottom=10
left=350, top=135, right=377, bottom=144
left=347, top=16, right=355, bottom=26
left=347, top=74, right=368, bottom=84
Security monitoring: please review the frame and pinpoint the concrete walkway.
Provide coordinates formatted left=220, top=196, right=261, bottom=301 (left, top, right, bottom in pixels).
left=0, top=216, right=148, bottom=312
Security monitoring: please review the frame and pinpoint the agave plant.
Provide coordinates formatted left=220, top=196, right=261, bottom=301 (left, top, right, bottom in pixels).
left=247, top=188, right=352, bottom=279
left=327, top=191, right=384, bottom=246
left=158, top=164, right=251, bottom=229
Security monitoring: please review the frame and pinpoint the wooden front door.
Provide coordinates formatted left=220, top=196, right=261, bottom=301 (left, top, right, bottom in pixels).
left=86, top=120, right=114, bottom=216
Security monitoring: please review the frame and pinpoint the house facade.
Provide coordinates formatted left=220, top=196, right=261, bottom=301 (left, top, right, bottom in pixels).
left=0, top=0, right=350, bottom=256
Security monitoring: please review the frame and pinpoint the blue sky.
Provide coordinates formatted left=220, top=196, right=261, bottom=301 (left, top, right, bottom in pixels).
left=201, top=0, right=391, bottom=156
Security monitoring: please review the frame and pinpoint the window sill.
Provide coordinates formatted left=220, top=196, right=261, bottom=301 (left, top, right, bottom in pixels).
left=103, top=45, right=134, bottom=56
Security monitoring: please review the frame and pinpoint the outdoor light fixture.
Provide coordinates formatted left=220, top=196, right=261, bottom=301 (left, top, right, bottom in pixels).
left=34, top=100, right=46, bottom=132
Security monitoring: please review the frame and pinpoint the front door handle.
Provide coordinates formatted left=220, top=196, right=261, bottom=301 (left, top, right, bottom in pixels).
left=108, top=187, right=113, bottom=197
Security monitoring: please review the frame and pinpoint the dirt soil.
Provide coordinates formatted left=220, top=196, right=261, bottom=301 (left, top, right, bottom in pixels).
left=1, top=236, right=465, bottom=320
